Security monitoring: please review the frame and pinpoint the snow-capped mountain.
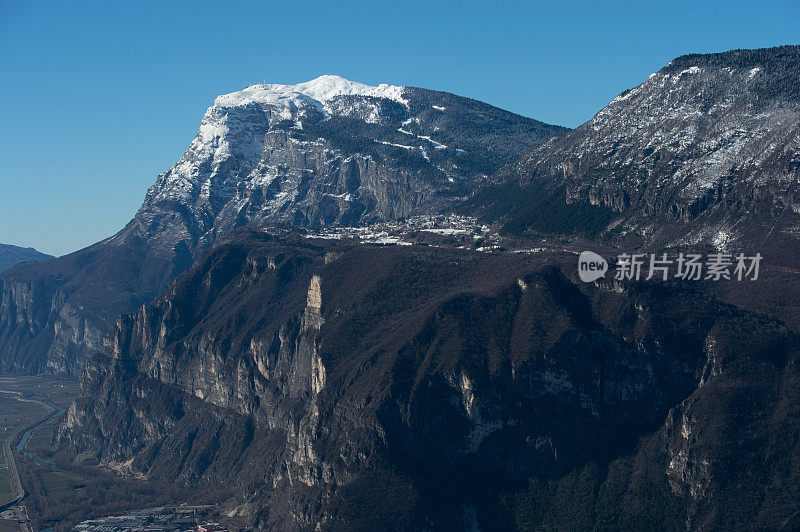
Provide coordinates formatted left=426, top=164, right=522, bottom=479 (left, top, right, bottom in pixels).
left=471, top=46, right=800, bottom=258
left=132, top=75, right=564, bottom=254
left=0, top=77, right=564, bottom=374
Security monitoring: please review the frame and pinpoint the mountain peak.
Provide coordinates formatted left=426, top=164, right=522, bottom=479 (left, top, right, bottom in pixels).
left=213, top=74, right=408, bottom=109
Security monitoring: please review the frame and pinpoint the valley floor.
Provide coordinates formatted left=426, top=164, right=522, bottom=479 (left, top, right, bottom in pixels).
left=0, top=375, right=232, bottom=530
left=0, top=376, right=79, bottom=531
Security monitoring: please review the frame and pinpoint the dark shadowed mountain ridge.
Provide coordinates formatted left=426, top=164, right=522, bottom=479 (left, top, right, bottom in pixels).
left=58, top=231, right=800, bottom=530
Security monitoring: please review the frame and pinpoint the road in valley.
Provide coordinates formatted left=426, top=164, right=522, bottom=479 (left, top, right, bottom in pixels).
left=0, top=390, right=58, bottom=531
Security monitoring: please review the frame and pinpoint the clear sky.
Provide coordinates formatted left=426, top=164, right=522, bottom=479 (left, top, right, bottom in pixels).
left=1, top=1, right=798, bottom=256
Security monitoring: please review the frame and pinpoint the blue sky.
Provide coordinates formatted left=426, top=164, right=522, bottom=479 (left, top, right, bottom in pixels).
left=1, top=1, right=798, bottom=256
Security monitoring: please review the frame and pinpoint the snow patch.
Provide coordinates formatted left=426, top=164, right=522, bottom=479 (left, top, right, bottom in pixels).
left=674, top=66, right=701, bottom=81
left=611, top=89, right=636, bottom=104
left=323, top=192, right=353, bottom=201
left=712, top=229, right=731, bottom=251
left=375, top=140, right=414, bottom=150
left=418, top=135, right=448, bottom=149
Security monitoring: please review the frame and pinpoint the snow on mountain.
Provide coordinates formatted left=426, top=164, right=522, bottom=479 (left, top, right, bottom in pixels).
left=475, top=45, right=800, bottom=256
left=138, top=75, right=565, bottom=252
left=213, top=75, right=409, bottom=119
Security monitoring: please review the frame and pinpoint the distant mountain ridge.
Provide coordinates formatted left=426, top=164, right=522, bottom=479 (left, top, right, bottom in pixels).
left=0, top=76, right=564, bottom=375
left=0, top=243, right=53, bottom=272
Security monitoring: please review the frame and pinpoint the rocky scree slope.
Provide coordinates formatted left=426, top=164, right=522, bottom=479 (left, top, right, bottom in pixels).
left=466, top=45, right=800, bottom=260
left=0, top=76, right=564, bottom=375
left=58, top=232, right=800, bottom=530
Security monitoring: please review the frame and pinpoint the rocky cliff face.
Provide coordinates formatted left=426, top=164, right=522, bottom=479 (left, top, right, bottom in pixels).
left=0, top=76, right=564, bottom=375
left=467, top=46, right=800, bottom=259
left=0, top=232, right=192, bottom=374
left=58, top=233, right=800, bottom=529
left=137, top=75, right=564, bottom=239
